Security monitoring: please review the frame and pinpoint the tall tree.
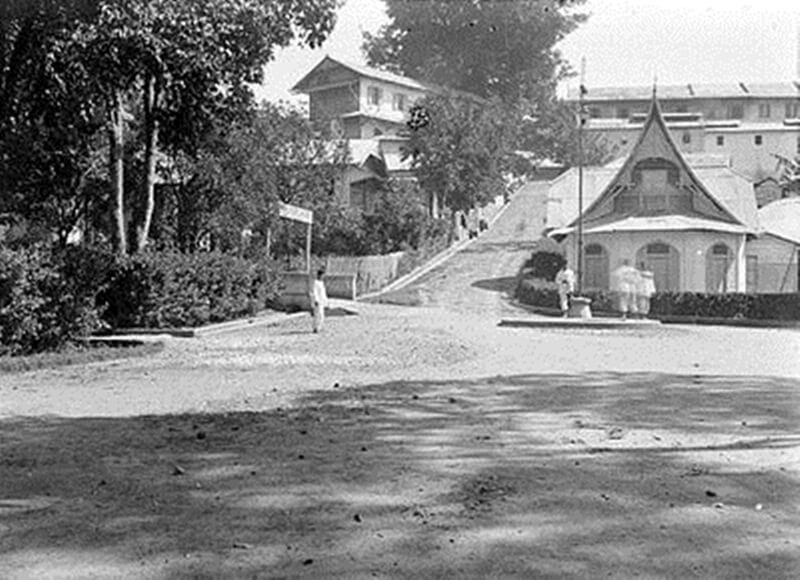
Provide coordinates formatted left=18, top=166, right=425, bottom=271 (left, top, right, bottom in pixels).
left=363, top=0, right=586, bottom=105
left=404, top=94, right=513, bottom=215
left=363, top=1, right=607, bottom=172
left=160, top=102, right=348, bottom=255
left=0, top=0, right=105, bottom=246
left=80, top=0, right=339, bottom=254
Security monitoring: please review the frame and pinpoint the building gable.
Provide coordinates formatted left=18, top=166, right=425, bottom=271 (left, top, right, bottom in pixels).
left=575, top=95, right=742, bottom=229
left=291, top=56, right=362, bottom=93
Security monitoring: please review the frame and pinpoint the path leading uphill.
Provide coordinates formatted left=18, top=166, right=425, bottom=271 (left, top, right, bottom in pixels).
left=376, top=181, right=551, bottom=317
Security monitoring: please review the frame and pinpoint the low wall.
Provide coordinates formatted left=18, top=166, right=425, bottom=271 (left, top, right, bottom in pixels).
left=324, top=274, right=357, bottom=300
left=279, top=272, right=311, bottom=311
left=326, top=252, right=405, bottom=295
left=280, top=271, right=357, bottom=310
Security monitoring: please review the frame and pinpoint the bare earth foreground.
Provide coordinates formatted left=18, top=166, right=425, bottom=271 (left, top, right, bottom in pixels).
left=1, top=184, right=800, bottom=579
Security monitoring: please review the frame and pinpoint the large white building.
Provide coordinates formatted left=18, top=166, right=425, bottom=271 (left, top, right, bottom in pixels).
left=548, top=94, right=798, bottom=294
left=291, top=56, right=482, bottom=215
left=567, top=82, right=800, bottom=193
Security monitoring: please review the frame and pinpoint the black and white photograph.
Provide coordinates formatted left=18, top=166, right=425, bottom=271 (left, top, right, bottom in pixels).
left=1, top=0, right=799, bottom=577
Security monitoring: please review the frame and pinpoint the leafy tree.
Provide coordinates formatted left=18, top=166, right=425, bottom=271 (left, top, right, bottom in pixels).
left=78, top=0, right=339, bottom=254
left=517, top=99, right=616, bottom=168
left=364, top=1, right=610, bottom=172
left=404, top=94, right=514, bottom=215
left=0, top=0, right=105, bottom=246
left=363, top=0, right=586, bottom=105
left=157, top=102, right=348, bottom=255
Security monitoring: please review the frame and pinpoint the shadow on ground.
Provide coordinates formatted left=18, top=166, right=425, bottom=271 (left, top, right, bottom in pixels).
left=1, top=372, right=799, bottom=578
left=471, top=276, right=519, bottom=294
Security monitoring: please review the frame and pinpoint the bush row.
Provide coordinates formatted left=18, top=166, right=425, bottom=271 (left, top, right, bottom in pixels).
left=101, top=251, right=281, bottom=329
left=1, top=245, right=283, bottom=356
left=0, top=246, right=101, bottom=356
left=515, top=277, right=800, bottom=321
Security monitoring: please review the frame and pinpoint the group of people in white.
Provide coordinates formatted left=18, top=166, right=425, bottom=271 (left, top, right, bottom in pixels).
left=610, top=260, right=656, bottom=319
left=555, top=259, right=656, bottom=319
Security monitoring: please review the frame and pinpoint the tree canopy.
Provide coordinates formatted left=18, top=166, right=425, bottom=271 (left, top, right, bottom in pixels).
left=404, top=94, right=514, bottom=214
left=1, top=0, right=340, bottom=254
left=363, top=0, right=586, bottom=105
left=364, top=0, right=603, bottom=208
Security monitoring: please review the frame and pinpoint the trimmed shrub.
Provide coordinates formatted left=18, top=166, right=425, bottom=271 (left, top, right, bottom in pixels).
left=650, top=292, right=800, bottom=321
left=516, top=276, right=800, bottom=321
left=515, top=277, right=560, bottom=310
left=523, top=250, right=566, bottom=281
left=100, top=251, right=282, bottom=329
left=0, top=245, right=103, bottom=356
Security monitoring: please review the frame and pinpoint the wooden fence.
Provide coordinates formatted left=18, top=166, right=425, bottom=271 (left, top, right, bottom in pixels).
left=326, top=251, right=405, bottom=296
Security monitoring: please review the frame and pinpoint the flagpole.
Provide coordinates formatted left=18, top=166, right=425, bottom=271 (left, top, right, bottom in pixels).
left=577, top=57, right=586, bottom=295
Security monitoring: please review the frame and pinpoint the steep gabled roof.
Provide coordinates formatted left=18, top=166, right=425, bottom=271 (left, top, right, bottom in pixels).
left=569, top=93, right=742, bottom=230
left=291, top=55, right=485, bottom=104
left=292, top=55, right=430, bottom=94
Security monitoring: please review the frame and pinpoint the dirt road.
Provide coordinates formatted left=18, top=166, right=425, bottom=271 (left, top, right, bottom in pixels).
left=1, top=185, right=800, bottom=579
left=378, top=180, right=550, bottom=317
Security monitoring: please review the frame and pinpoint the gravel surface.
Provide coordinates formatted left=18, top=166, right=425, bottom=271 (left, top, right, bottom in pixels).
left=1, top=181, right=798, bottom=417
left=1, top=183, right=799, bottom=579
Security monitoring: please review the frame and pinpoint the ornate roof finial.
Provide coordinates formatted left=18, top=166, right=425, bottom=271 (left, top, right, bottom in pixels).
left=653, top=74, right=658, bottom=98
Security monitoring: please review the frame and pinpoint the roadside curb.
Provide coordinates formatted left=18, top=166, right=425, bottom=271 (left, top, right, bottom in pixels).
left=512, top=300, right=800, bottom=330
left=499, top=317, right=661, bottom=329
left=93, top=298, right=362, bottom=343
left=97, top=310, right=310, bottom=342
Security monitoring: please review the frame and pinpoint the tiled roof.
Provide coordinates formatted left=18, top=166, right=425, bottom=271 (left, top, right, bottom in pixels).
left=346, top=139, right=385, bottom=166
left=567, top=81, right=800, bottom=101
left=323, top=57, right=431, bottom=92
left=292, top=55, right=484, bottom=103
left=758, top=197, right=800, bottom=244
left=341, top=110, right=407, bottom=124
left=693, top=166, right=759, bottom=231
left=550, top=215, right=752, bottom=236
left=545, top=161, right=759, bottom=233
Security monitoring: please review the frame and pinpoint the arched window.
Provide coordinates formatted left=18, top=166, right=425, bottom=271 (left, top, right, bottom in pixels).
left=706, top=243, right=732, bottom=293
left=636, top=242, right=680, bottom=292
left=583, top=243, right=609, bottom=290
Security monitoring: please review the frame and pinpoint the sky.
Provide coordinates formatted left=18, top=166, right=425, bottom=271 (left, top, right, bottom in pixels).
left=252, top=0, right=800, bottom=107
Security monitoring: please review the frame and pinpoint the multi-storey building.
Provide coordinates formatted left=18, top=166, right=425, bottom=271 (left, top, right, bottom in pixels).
left=292, top=55, right=431, bottom=141
left=547, top=94, right=799, bottom=294
left=292, top=56, right=481, bottom=214
left=567, top=82, right=800, bottom=198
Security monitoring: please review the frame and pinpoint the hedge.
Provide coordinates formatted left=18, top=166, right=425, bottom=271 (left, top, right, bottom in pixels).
left=515, top=277, right=800, bottom=321
left=1, top=246, right=283, bottom=355
left=100, top=251, right=282, bottom=329
left=0, top=245, right=102, bottom=356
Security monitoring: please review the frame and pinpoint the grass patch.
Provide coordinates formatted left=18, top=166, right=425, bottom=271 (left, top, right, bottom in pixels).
left=0, top=341, right=164, bottom=374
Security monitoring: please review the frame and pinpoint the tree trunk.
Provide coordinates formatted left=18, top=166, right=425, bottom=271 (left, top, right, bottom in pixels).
left=109, top=90, right=127, bottom=255
left=137, top=73, right=160, bottom=252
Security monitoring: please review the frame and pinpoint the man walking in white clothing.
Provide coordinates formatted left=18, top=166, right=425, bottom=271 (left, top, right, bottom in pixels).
left=311, top=269, right=328, bottom=333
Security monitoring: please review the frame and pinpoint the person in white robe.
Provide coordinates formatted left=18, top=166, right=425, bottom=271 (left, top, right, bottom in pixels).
left=555, top=264, right=576, bottom=317
left=611, top=261, right=639, bottom=320
left=635, top=264, right=656, bottom=317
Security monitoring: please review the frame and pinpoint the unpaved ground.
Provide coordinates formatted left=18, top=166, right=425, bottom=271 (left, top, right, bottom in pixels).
left=1, top=183, right=800, bottom=578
